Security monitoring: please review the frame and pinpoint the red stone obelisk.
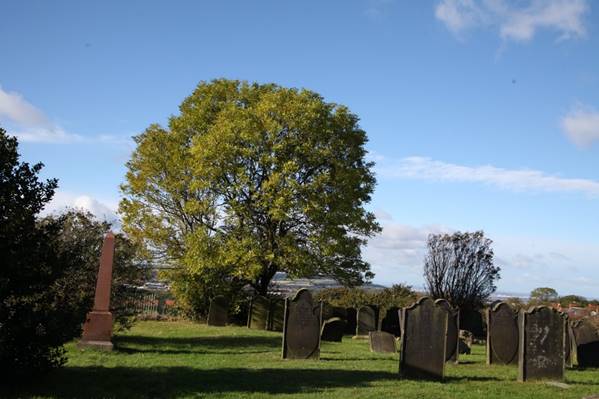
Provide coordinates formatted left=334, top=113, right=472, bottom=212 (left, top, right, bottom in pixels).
left=79, top=231, right=116, bottom=350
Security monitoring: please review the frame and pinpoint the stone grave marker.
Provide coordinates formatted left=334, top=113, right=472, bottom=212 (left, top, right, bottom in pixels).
left=380, top=306, right=401, bottom=337
left=247, top=295, right=270, bottom=330
left=269, top=298, right=285, bottom=332
left=571, top=318, right=599, bottom=368
left=345, top=308, right=357, bottom=335
left=436, top=299, right=460, bottom=363
left=79, top=232, right=116, bottom=350
left=321, top=317, right=345, bottom=342
left=369, top=331, right=397, bottom=353
left=282, top=289, right=322, bottom=359
left=399, top=297, right=448, bottom=380
left=518, top=306, right=564, bottom=382
left=563, top=315, right=574, bottom=368
left=207, top=295, right=229, bottom=326
left=486, top=301, right=519, bottom=365
left=356, top=305, right=378, bottom=337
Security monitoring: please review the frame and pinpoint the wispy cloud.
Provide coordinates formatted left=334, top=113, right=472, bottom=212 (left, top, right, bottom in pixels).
left=0, top=85, right=131, bottom=145
left=561, top=104, right=599, bottom=148
left=376, top=156, right=599, bottom=197
left=435, top=0, right=589, bottom=42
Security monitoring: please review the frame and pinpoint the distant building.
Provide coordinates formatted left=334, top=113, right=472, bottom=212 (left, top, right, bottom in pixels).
left=267, top=272, right=387, bottom=296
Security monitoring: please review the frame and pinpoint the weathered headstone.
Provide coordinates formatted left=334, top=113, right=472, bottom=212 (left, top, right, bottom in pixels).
left=321, top=317, right=345, bottom=342
left=356, top=305, right=378, bottom=337
left=380, top=306, right=401, bottom=337
left=79, top=232, right=116, bottom=350
left=207, top=295, right=229, bottom=326
left=269, top=298, right=285, bottom=332
left=369, top=331, right=396, bottom=353
left=247, top=295, right=270, bottom=330
left=436, top=299, right=459, bottom=363
left=399, top=297, right=448, bottom=380
left=345, top=307, right=357, bottom=335
left=564, top=315, right=574, bottom=368
left=486, top=301, right=519, bottom=365
left=282, top=289, right=322, bottom=359
left=518, top=306, right=564, bottom=382
left=571, top=319, right=599, bottom=368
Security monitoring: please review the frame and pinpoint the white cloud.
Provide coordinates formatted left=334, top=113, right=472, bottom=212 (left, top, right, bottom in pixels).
left=561, top=105, right=599, bottom=148
left=435, top=0, right=589, bottom=42
left=377, top=156, right=599, bottom=197
left=0, top=85, right=131, bottom=145
left=0, top=85, right=52, bottom=128
left=43, top=191, right=119, bottom=226
left=364, top=220, right=599, bottom=297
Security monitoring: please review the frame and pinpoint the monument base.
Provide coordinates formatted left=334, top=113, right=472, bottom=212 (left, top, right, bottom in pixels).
left=81, top=310, right=113, bottom=343
left=77, top=340, right=114, bottom=351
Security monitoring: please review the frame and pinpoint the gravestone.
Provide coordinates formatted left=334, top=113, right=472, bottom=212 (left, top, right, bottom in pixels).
left=321, top=317, right=345, bottom=342
left=345, top=308, right=357, bottom=335
left=563, top=315, right=574, bottom=368
left=436, top=299, right=459, bottom=363
left=356, top=305, right=378, bottom=337
left=207, top=295, right=229, bottom=326
left=380, top=306, right=401, bottom=337
left=486, top=301, right=519, bottom=365
left=269, top=298, right=285, bottom=331
left=571, top=319, right=599, bottom=368
left=248, top=296, right=270, bottom=330
left=282, top=289, right=322, bottom=359
left=400, top=297, right=448, bottom=380
left=518, top=306, right=564, bottom=382
left=369, top=331, right=396, bottom=353
left=79, top=232, right=116, bottom=350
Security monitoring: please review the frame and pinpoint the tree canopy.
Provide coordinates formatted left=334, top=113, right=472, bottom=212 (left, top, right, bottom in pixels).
left=120, top=79, right=381, bottom=299
left=529, top=287, right=559, bottom=304
left=423, top=231, right=500, bottom=311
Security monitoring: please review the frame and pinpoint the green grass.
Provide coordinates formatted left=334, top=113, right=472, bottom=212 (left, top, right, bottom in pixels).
left=4, top=320, right=599, bottom=398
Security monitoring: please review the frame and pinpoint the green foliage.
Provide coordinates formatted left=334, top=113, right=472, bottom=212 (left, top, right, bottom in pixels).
left=120, top=79, right=381, bottom=307
left=0, top=127, right=62, bottom=375
left=315, top=284, right=417, bottom=310
left=529, top=287, right=559, bottom=304
left=41, top=210, right=150, bottom=331
left=0, top=128, right=146, bottom=376
left=558, top=294, right=587, bottom=307
left=424, top=231, right=500, bottom=311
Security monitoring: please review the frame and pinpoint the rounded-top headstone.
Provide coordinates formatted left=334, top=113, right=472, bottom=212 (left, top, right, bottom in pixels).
left=490, top=302, right=519, bottom=364
left=208, top=295, right=229, bottom=326
left=284, top=289, right=321, bottom=359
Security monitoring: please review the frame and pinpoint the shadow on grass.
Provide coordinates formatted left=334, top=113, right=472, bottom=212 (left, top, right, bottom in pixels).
left=114, top=335, right=282, bottom=354
left=3, top=367, right=398, bottom=399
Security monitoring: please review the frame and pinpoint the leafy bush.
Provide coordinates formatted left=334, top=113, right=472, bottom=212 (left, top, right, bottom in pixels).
left=0, top=129, right=145, bottom=377
left=315, top=284, right=418, bottom=310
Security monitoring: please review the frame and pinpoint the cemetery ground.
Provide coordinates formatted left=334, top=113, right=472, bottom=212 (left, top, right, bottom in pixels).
left=4, top=321, right=599, bottom=399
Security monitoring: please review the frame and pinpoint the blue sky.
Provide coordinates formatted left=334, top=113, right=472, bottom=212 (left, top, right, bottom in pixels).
left=1, top=0, right=598, bottom=297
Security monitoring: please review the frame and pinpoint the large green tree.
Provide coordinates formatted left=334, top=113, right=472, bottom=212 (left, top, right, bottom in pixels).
left=120, top=79, right=380, bottom=299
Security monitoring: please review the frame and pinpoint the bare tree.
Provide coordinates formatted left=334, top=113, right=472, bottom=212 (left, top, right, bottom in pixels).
left=423, top=231, right=500, bottom=311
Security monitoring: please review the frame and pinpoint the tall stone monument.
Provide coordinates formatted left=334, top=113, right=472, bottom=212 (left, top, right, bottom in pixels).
left=486, top=301, right=519, bottom=365
left=400, top=297, right=448, bottom=380
left=518, top=306, right=565, bottom=382
left=79, top=232, right=116, bottom=350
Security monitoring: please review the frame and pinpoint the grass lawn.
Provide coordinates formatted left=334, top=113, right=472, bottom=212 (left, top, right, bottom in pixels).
left=4, top=320, right=599, bottom=399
